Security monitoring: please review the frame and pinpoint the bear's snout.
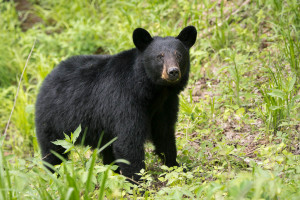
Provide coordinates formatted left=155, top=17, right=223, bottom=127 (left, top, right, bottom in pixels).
left=161, top=64, right=181, bottom=82
left=167, top=67, right=180, bottom=81
left=161, top=54, right=182, bottom=83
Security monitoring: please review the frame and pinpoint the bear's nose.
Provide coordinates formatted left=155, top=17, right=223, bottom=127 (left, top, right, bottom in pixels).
left=167, top=67, right=180, bottom=81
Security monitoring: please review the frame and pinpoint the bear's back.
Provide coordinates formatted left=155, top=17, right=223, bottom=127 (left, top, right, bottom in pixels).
left=54, top=54, right=112, bottom=82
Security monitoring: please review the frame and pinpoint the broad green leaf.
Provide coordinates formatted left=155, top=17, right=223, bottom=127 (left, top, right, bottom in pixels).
left=52, top=140, right=73, bottom=153
left=236, top=107, right=245, bottom=116
left=278, top=122, right=289, bottom=127
left=288, top=75, right=296, bottom=92
left=62, top=146, right=74, bottom=154
left=173, top=190, right=184, bottom=199
left=63, top=133, right=71, bottom=142
left=72, top=125, right=81, bottom=144
left=269, top=106, right=283, bottom=110
left=180, top=96, right=193, bottom=115
left=25, top=104, right=34, bottom=113
left=292, top=95, right=300, bottom=102
left=279, top=121, right=299, bottom=127
left=161, top=165, right=170, bottom=170
left=267, top=89, right=285, bottom=99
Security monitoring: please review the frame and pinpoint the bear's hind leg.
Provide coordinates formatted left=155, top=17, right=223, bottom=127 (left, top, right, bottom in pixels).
left=111, top=113, right=149, bottom=182
left=37, top=129, right=69, bottom=173
left=41, top=144, right=69, bottom=173
left=102, top=145, right=116, bottom=165
left=102, top=145, right=120, bottom=173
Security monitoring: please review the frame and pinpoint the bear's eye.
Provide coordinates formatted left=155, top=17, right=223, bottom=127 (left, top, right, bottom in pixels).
left=175, top=52, right=182, bottom=60
left=157, top=53, right=164, bottom=60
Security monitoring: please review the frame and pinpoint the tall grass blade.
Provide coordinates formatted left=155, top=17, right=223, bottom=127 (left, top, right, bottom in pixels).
left=84, top=150, right=97, bottom=200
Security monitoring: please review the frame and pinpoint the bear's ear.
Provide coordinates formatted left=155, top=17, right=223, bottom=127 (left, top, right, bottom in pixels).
left=133, top=28, right=153, bottom=51
left=176, top=26, right=197, bottom=49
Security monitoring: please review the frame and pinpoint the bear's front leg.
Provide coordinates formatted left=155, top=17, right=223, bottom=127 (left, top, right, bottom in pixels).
left=151, top=116, right=179, bottom=167
left=112, top=113, right=149, bottom=182
left=151, top=95, right=180, bottom=167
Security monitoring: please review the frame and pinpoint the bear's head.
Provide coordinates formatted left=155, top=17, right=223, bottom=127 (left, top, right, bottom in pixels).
left=133, top=26, right=197, bottom=85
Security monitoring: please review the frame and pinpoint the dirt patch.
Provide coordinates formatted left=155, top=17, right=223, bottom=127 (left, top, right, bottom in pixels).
left=181, top=75, right=271, bottom=159
left=94, top=46, right=108, bottom=55
left=14, top=0, right=43, bottom=31
left=190, top=77, right=220, bottom=102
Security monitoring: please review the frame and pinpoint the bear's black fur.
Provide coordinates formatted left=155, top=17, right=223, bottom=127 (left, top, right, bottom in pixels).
left=35, top=26, right=197, bottom=181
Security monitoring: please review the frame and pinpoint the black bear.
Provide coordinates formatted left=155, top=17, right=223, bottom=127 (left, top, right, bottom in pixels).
left=35, top=26, right=197, bottom=181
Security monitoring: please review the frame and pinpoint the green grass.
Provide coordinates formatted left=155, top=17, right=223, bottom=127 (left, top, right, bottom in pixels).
left=1, top=0, right=299, bottom=199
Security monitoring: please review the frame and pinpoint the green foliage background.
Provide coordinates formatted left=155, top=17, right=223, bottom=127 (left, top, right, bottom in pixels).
left=0, top=0, right=299, bottom=199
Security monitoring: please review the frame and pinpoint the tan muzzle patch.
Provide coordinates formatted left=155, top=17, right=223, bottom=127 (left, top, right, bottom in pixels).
left=161, top=64, right=169, bottom=80
left=161, top=64, right=181, bottom=82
